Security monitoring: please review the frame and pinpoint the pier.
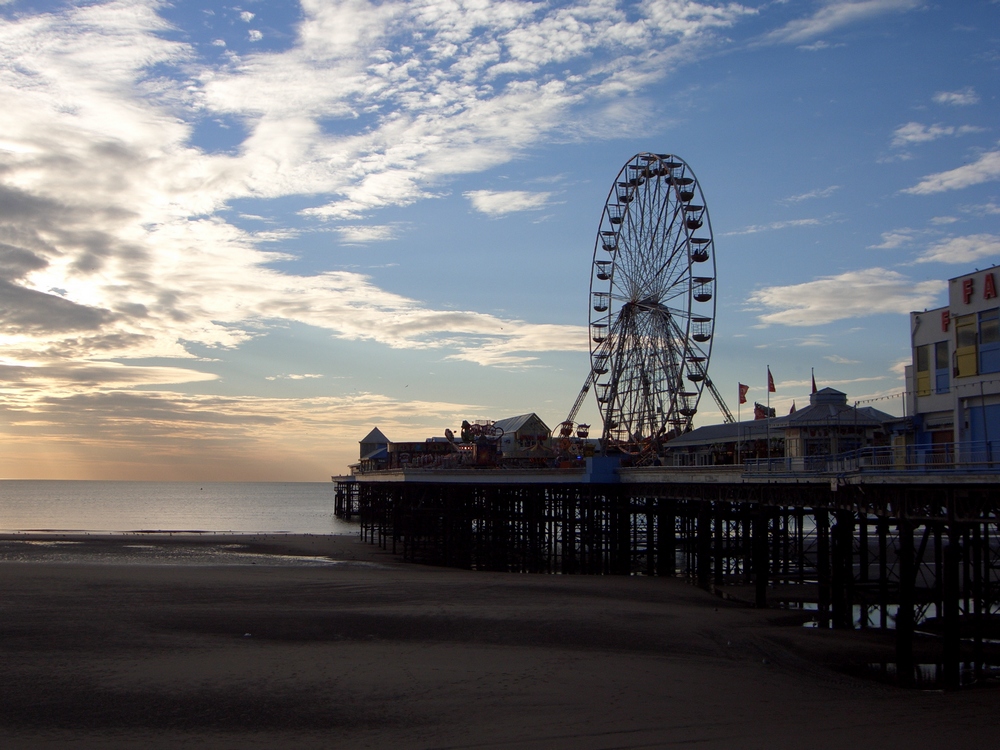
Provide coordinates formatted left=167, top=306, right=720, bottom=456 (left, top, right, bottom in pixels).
left=335, top=461, right=1000, bottom=689
left=333, top=257, right=1000, bottom=688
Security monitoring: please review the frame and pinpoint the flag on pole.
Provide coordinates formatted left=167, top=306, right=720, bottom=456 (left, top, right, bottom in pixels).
left=811, top=367, right=817, bottom=394
left=738, top=383, right=749, bottom=404
left=767, top=367, right=775, bottom=393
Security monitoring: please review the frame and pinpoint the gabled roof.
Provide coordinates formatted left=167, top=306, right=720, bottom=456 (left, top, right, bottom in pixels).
left=493, top=413, right=550, bottom=435
left=360, top=427, right=390, bottom=445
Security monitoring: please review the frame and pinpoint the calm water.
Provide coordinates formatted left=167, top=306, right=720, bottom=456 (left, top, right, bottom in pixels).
left=0, top=481, right=357, bottom=535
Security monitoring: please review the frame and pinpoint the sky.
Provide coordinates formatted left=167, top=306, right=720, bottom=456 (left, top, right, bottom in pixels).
left=0, top=0, right=998, bottom=480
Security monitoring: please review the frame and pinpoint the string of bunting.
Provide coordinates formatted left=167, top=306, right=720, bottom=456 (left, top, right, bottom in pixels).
left=853, top=377, right=1000, bottom=406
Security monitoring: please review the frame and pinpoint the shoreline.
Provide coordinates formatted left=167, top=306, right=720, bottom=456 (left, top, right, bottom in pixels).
left=0, top=534, right=997, bottom=747
left=0, top=531, right=392, bottom=567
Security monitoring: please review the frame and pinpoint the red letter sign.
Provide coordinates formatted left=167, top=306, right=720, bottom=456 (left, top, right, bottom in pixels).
left=963, top=278, right=975, bottom=304
left=985, top=272, right=997, bottom=300
left=942, top=310, right=950, bottom=332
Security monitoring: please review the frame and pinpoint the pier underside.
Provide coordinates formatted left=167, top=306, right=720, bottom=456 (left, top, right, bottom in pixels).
left=336, top=478, right=1000, bottom=689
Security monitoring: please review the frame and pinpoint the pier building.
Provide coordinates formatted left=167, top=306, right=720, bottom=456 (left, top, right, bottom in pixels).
left=661, top=387, right=892, bottom=469
left=356, top=427, right=390, bottom=473
left=908, top=263, right=1000, bottom=466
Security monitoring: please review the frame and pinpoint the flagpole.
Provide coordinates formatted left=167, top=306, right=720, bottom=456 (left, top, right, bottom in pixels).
left=736, top=385, right=741, bottom=465
left=766, top=366, right=771, bottom=467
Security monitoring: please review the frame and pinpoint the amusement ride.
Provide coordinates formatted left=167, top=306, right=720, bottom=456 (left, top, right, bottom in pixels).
left=560, top=152, right=733, bottom=459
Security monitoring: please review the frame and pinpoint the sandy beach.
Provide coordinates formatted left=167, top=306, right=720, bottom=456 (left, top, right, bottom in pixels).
left=0, top=533, right=996, bottom=749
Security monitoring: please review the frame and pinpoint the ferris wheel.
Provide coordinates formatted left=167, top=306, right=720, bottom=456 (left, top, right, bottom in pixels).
left=562, top=152, right=725, bottom=453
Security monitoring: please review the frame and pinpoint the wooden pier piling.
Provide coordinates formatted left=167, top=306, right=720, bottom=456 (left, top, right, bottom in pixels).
left=334, top=475, right=1000, bottom=688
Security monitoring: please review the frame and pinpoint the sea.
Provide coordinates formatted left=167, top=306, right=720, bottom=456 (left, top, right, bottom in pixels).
left=0, top=481, right=356, bottom=535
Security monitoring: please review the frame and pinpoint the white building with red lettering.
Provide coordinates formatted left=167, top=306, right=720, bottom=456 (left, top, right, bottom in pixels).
left=907, top=264, right=1000, bottom=462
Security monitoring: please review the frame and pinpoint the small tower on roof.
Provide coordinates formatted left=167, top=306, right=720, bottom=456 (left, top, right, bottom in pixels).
left=810, top=387, right=848, bottom=408
left=359, top=427, right=390, bottom=460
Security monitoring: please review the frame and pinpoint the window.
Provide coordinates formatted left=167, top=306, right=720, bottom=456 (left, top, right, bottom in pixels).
left=982, top=310, right=1000, bottom=343
left=980, top=308, right=1000, bottom=374
left=956, top=314, right=977, bottom=377
left=935, top=341, right=950, bottom=393
left=916, top=344, right=931, bottom=396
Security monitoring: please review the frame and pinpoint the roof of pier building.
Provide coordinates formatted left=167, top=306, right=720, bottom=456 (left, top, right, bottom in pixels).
left=360, top=427, right=389, bottom=445
left=493, top=413, right=551, bottom=437
left=663, top=420, right=768, bottom=449
left=664, top=388, right=894, bottom=450
left=781, top=387, right=894, bottom=427
left=359, top=427, right=390, bottom=461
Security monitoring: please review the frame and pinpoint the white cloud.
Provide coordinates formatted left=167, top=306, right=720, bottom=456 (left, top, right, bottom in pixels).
left=196, top=0, right=757, bottom=222
left=760, top=0, right=922, bottom=45
left=933, top=87, right=979, bottom=106
left=798, top=40, right=846, bottom=51
left=251, top=228, right=300, bottom=242
left=240, top=11, right=255, bottom=23
left=890, top=122, right=983, bottom=147
left=876, top=151, right=914, bottom=164
left=961, top=201, right=1000, bottom=216
left=0, top=362, right=218, bottom=388
left=723, top=218, right=825, bottom=236
left=265, top=373, right=324, bottom=380
left=748, top=268, right=944, bottom=326
left=890, top=358, right=909, bottom=376
left=825, top=354, right=860, bottom=364
left=779, top=185, right=840, bottom=204
left=248, top=29, right=263, bottom=42
left=464, top=189, right=555, bottom=216
left=639, top=0, right=757, bottom=38
left=334, top=224, right=398, bottom=243
left=904, top=151, right=1000, bottom=194
left=916, top=234, right=1000, bottom=264
left=794, top=334, right=830, bottom=347
left=868, top=228, right=919, bottom=249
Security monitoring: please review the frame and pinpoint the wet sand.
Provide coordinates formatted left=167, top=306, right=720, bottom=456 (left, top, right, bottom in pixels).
left=0, top=533, right=996, bottom=748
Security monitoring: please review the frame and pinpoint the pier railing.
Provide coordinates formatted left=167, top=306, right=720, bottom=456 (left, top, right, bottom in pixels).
left=743, top=440, right=996, bottom=476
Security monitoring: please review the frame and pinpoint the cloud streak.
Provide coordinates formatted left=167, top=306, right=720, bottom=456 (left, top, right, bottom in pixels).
left=916, top=234, right=1000, bottom=264
left=779, top=185, right=840, bottom=204
left=0, top=387, right=478, bottom=480
left=5, top=0, right=751, bottom=382
left=464, top=189, right=556, bottom=216
left=748, top=268, right=944, bottom=326
left=903, top=151, right=1000, bottom=194
left=722, top=217, right=827, bottom=236
left=760, top=0, right=922, bottom=46
left=933, top=87, right=980, bottom=106
left=890, top=122, right=983, bottom=148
